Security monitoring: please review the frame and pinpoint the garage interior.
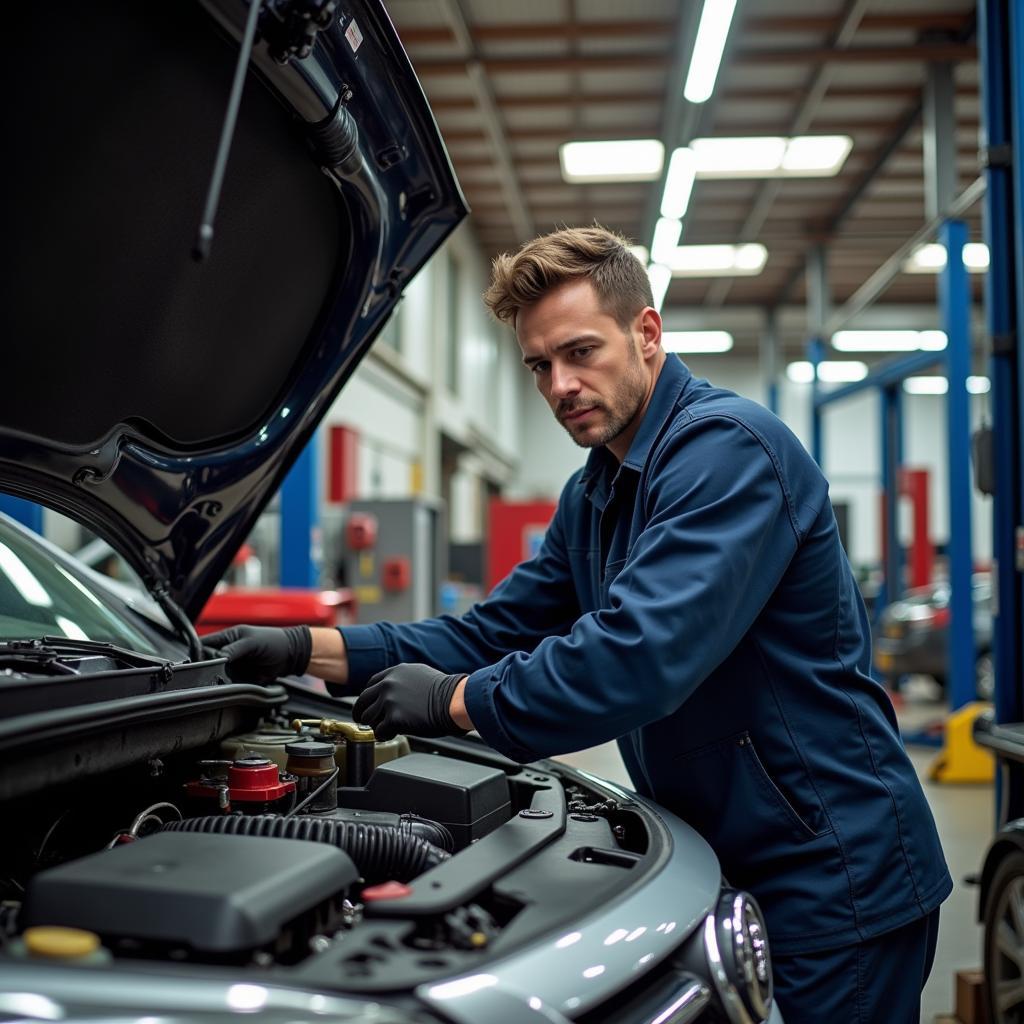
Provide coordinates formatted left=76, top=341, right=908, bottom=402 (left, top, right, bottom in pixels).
left=0, top=0, right=1021, bottom=1021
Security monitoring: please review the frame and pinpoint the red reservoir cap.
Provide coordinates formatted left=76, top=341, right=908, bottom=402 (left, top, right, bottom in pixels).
left=361, top=881, right=414, bottom=902
left=227, top=757, right=296, bottom=801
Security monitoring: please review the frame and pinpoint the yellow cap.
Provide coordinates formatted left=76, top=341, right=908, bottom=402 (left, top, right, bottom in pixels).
left=470, top=931, right=488, bottom=948
left=23, top=926, right=100, bottom=959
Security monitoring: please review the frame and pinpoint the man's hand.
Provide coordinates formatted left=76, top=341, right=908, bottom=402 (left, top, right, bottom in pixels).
left=353, top=664, right=469, bottom=741
left=203, top=624, right=312, bottom=683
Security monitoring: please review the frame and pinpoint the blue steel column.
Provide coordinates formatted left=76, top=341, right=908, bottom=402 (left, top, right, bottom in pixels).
left=1011, top=0, right=1024, bottom=710
left=760, top=310, right=780, bottom=414
left=980, top=0, right=1022, bottom=733
left=279, top=432, right=321, bottom=587
left=809, top=338, right=825, bottom=465
left=0, top=495, right=43, bottom=534
left=939, top=219, right=977, bottom=710
left=806, top=246, right=830, bottom=466
left=878, top=384, right=903, bottom=617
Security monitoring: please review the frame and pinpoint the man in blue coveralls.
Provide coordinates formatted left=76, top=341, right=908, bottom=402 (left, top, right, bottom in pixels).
left=207, top=226, right=951, bottom=1022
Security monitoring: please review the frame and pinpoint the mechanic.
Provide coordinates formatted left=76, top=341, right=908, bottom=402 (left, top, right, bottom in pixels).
left=206, top=226, right=951, bottom=1023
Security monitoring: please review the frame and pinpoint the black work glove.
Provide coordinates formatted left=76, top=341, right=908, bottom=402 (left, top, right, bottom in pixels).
left=202, top=624, right=312, bottom=683
left=353, top=663, right=468, bottom=741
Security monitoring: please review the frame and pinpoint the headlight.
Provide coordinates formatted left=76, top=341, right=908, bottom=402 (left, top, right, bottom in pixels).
left=702, top=889, right=773, bottom=1023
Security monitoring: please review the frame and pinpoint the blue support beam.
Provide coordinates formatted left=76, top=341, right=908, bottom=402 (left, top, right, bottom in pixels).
left=938, top=219, right=976, bottom=710
left=760, top=311, right=780, bottom=415
left=878, top=385, right=903, bottom=616
left=980, top=0, right=1022, bottom=733
left=0, top=494, right=43, bottom=534
left=808, top=337, right=826, bottom=465
left=814, top=350, right=945, bottom=408
left=1011, top=0, right=1024, bottom=708
left=279, top=433, right=321, bottom=588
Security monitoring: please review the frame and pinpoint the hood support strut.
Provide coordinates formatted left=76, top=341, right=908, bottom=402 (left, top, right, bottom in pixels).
left=149, top=579, right=205, bottom=662
left=192, top=0, right=264, bottom=261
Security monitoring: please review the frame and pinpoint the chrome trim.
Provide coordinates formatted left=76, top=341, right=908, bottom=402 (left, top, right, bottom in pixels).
left=702, top=890, right=773, bottom=1024
left=730, top=892, right=771, bottom=1020
left=644, top=974, right=711, bottom=1024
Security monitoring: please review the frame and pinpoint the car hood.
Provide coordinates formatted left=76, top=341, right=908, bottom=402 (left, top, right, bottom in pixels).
left=0, top=0, right=467, bottom=619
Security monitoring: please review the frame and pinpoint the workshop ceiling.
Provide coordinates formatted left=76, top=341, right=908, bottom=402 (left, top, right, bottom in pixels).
left=387, top=0, right=983, bottom=361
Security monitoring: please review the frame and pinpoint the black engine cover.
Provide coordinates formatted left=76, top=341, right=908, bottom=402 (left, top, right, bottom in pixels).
left=23, top=831, right=357, bottom=953
left=340, top=752, right=511, bottom=849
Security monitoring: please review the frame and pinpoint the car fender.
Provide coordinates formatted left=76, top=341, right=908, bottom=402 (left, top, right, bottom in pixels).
left=978, top=820, right=1024, bottom=922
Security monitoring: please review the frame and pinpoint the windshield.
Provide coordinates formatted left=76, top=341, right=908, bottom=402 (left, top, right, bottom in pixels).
left=0, top=519, right=159, bottom=653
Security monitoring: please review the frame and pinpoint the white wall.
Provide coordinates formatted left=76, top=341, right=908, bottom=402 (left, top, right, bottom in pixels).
left=324, top=222, right=524, bottom=541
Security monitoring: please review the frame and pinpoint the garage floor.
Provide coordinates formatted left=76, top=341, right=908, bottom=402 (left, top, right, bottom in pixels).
left=556, top=680, right=992, bottom=1023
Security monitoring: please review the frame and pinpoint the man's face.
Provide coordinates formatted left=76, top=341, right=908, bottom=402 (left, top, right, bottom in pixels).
left=516, top=279, right=660, bottom=456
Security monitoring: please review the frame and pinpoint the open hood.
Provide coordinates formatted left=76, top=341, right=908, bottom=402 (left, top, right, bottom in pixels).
left=0, top=0, right=467, bottom=618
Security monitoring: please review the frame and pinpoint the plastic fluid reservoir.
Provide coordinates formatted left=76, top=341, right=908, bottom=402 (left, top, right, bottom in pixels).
left=221, top=728, right=297, bottom=769
left=286, top=740, right=338, bottom=812
left=334, top=734, right=411, bottom=785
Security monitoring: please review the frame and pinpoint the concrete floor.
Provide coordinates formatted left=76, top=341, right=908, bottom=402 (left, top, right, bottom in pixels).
left=555, top=678, right=993, bottom=1023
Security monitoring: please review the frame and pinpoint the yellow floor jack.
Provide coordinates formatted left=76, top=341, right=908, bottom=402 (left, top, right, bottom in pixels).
left=928, top=702, right=995, bottom=783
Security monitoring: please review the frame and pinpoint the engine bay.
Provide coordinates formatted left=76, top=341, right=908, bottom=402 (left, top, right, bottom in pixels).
left=0, top=701, right=655, bottom=994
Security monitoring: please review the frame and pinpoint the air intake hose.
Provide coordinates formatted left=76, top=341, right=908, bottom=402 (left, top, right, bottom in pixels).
left=162, top=814, right=449, bottom=884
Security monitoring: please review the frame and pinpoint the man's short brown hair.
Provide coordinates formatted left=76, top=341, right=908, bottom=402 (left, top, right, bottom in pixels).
left=483, top=225, right=653, bottom=329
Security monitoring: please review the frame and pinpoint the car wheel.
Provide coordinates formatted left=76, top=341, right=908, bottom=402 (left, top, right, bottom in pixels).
left=984, top=850, right=1024, bottom=1022
left=977, top=652, right=995, bottom=702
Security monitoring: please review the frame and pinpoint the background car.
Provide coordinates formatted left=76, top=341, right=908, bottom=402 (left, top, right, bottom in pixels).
left=873, top=573, right=993, bottom=701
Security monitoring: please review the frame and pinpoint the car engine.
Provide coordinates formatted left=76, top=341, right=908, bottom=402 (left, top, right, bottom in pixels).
left=0, top=706, right=650, bottom=991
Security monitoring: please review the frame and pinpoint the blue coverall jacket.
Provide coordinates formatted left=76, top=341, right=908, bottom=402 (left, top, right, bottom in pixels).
left=339, top=355, right=952, bottom=956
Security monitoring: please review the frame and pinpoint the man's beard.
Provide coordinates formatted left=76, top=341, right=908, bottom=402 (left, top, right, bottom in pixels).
left=557, top=337, right=646, bottom=449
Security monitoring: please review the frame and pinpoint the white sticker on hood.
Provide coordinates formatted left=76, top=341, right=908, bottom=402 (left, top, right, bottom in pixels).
left=345, top=19, right=364, bottom=52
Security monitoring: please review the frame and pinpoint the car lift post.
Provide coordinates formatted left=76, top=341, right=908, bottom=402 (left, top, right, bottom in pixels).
left=280, top=432, right=322, bottom=588
left=980, top=0, right=1022, bottom=743
left=972, top=0, right=1024, bottom=819
left=878, top=382, right=903, bottom=617
left=938, top=219, right=976, bottom=713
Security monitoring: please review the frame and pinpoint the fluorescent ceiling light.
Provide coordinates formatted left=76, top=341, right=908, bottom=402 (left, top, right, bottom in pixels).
left=902, top=376, right=993, bottom=395
left=693, top=137, right=786, bottom=176
left=662, top=331, right=734, bottom=353
left=628, top=244, right=649, bottom=265
left=684, top=0, right=739, bottom=104
left=965, top=243, right=990, bottom=268
left=559, top=139, right=664, bottom=183
left=786, top=361, right=868, bottom=384
left=904, top=242, right=991, bottom=274
left=832, top=330, right=947, bottom=352
left=667, top=243, right=767, bottom=277
left=651, top=218, right=682, bottom=265
left=780, top=135, right=853, bottom=173
left=903, top=376, right=948, bottom=395
left=734, top=243, right=768, bottom=271
left=660, top=148, right=697, bottom=219
left=691, top=135, right=852, bottom=178
left=647, top=263, right=671, bottom=312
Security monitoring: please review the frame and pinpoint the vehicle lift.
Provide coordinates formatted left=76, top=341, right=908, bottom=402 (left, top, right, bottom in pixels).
left=971, top=0, right=1024, bottom=811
